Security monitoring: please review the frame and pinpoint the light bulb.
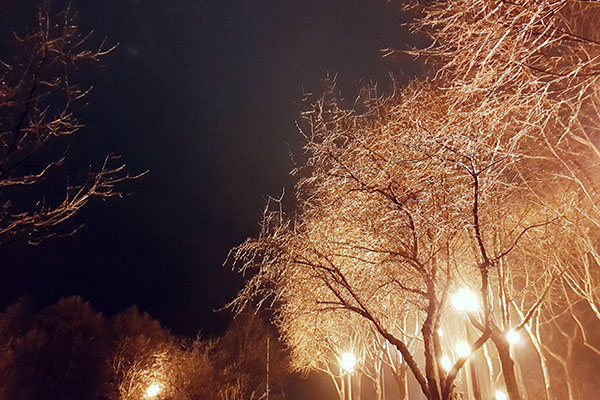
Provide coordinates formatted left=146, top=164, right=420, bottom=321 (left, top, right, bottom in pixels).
left=147, top=384, right=161, bottom=397
left=451, top=289, right=479, bottom=311
left=506, top=329, right=520, bottom=344
left=440, top=356, right=452, bottom=371
left=340, top=352, right=357, bottom=373
left=456, top=341, right=471, bottom=358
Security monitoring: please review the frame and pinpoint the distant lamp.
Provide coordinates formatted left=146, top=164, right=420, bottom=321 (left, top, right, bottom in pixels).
left=340, top=352, right=357, bottom=373
left=451, top=289, right=479, bottom=311
left=437, top=328, right=444, bottom=336
left=506, top=329, right=520, bottom=345
left=147, top=383, right=161, bottom=398
left=456, top=341, right=471, bottom=358
left=440, top=356, right=452, bottom=372
left=495, top=390, right=508, bottom=400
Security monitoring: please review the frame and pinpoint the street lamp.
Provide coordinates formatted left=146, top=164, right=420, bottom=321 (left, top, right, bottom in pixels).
left=452, top=289, right=484, bottom=398
left=505, top=327, right=525, bottom=393
left=340, top=352, right=357, bottom=400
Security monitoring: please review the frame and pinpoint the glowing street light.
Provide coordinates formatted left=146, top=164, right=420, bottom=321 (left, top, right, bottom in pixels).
left=456, top=341, right=471, bottom=358
left=495, top=390, right=508, bottom=400
left=440, top=356, right=453, bottom=372
left=147, top=383, right=161, bottom=398
left=451, top=289, right=479, bottom=312
left=340, top=352, right=357, bottom=373
left=339, top=352, right=357, bottom=400
left=506, top=329, right=520, bottom=345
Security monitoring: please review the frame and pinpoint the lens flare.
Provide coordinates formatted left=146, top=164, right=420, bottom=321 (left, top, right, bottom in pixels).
left=340, top=352, right=357, bottom=373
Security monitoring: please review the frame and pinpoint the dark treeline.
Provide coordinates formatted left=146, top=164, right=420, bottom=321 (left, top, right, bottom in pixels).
left=0, top=296, right=314, bottom=400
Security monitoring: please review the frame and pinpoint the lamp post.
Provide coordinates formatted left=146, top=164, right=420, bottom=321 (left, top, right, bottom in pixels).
left=506, top=328, right=526, bottom=394
left=451, top=288, right=483, bottom=400
left=340, top=352, right=357, bottom=400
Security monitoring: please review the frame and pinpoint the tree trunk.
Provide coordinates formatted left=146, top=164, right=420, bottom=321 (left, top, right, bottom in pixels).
left=468, top=358, right=483, bottom=400
left=423, top=283, right=442, bottom=400
left=375, top=362, right=383, bottom=400
left=464, top=319, right=483, bottom=400
left=392, top=361, right=408, bottom=400
left=526, top=322, right=551, bottom=400
left=492, top=334, right=522, bottom=400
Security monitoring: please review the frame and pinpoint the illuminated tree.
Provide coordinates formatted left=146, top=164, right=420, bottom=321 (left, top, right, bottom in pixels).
left=105, top=306, right=218, bottom=400
left=231, top=1, right=600, bottom=399
left=273, top=213, right=417, bottom=400
left=105, top=306, right=178, bottom=400
left=0, top=3, right=137, bottom=246
left=231, top=70, right=575, bottom=399
left=413, top=1, right=600, bottom=398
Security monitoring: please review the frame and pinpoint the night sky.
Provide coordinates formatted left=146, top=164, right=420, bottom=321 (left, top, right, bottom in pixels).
left=0, top=0, right=417, bottom=336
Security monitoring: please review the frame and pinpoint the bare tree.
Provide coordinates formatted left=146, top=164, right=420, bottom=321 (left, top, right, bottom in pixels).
left=210, top=310, right=289, bottom=400
left=0, top=3, right=139, bottom=245
left=105, top=306, right=176, bottom=400
left=231, top=70, right=573, bottom=399
left=412, top=2, right=600, bottom=398
left=229, top=1, right=600, bottom=399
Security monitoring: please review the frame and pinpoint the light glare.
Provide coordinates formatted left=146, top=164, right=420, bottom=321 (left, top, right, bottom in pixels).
left=147, top=384, right=161, bottom=397
left=456, top=341, right=471, bottom=358
left=452, top=289, right=479, bottom=311
left=340, top=352, right=357, bottom=373
left=506, top=329, right=520, bottom=344
left=495, top=390, right=507, bottom=400
left=440, top=356, right=452, bottom=371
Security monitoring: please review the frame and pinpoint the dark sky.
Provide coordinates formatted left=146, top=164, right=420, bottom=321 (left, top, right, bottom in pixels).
left=0, top=0, right=417, bottom=336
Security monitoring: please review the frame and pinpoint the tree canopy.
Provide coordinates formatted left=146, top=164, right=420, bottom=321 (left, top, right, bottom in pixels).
left=232, top=1, right=600, bottom=400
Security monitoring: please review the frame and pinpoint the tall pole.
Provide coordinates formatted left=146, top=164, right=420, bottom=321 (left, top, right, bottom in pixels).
left=465, top=320, right=482, bottom=400
left=266, top=337, right=270, bottom=400
left=381, top=363, right=385, bottom=400
left=340, top=366, right=346, bottom=400
left=348, top=373, right=353, bottom=400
